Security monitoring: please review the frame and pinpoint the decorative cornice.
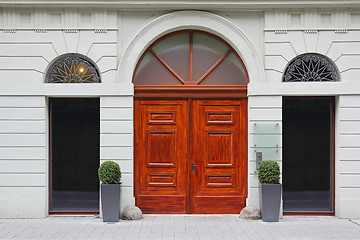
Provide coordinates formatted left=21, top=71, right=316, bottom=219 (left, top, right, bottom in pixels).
left=0, top=8, right=117, bottom=29
left=63, top=29, right=79, bottom=33
left=94, top=29, right=107, bottom=33
left=334, top=29, right=348, bottom=34
left=265, top=9, right=360, bottom=31
left=274, top=30, right=287, bottom=34
left=2, top=29, right=16, bottom=33
left=0, top=0, right=360, bottom=9
left=34, top=29, right=47, bottom=33
left=303, top=30, right=318, bottom=34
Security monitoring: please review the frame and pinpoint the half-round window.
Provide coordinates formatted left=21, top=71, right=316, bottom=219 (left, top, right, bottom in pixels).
left=46, top=55, right=100, bottom=83
left=133, top=30, right=248, bottom=85
left=284, top=53, right=338, bottom=82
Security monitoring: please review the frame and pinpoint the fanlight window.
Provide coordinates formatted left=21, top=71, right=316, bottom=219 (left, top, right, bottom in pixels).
left=133, top=31, right=248, bottom=85
left=46, top=55, right=100, bottom=83
left=284, top=54, right=338, bottom=82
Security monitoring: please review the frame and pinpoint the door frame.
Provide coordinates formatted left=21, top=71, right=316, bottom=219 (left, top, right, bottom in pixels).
left=134, top=85, right=247, bottom=99
left=282, top=96, right=335, bottom=216
left=48, top=97, right=100, bottom=215
left=134, top=86, right=248, bottom=213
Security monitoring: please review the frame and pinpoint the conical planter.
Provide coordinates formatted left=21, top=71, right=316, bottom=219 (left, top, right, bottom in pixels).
left=101, top=183, right=121, bottom=222
left=261, top=183, right=282, bottom=222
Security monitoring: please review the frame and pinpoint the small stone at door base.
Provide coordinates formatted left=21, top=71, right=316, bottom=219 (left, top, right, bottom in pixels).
left=239, top=206, right=261, bottom=220
left=121, top=205, right=143, bottom=220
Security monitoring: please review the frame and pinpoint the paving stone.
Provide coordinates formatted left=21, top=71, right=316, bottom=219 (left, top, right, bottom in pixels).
left=1, top=215, right=360, bottom=239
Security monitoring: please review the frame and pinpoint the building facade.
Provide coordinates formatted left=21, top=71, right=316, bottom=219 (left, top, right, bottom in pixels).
left=0, top=0, right=360, bottom=218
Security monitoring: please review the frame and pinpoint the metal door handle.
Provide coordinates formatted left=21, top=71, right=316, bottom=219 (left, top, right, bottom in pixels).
left=191, top=163, right=198, bottom=173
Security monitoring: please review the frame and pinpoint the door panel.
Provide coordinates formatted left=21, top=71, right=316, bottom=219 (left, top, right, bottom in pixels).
left=135, top=99, right=247, bottom=214
left=191, top=100, right=247, bottom=213
left=135, top=100, right=188, bottom=213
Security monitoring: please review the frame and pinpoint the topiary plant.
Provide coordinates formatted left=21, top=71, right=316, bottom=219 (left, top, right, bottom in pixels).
left=258, top=160, right=280, bottom=184
left=98, top=161, right=121, bottom=184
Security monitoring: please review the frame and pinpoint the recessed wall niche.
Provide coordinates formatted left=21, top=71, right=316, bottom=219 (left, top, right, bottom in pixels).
left=320, top=13, right=332, bottom=25
left=290, top=14, right=301, bottom=26
left=351, top=13, right=360, bottom=25
left=20, top=13, right=31, bottom=24
left=50, top=13, right=61, bottom=24
left=81, top=13, right=92, bottom=24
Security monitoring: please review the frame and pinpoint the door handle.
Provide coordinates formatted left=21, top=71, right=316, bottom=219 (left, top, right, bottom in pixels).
left=191, top=163, right=198, bottom=173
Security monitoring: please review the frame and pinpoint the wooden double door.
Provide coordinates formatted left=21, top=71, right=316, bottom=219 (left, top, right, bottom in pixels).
left=134, top=99, right=247, bottom=213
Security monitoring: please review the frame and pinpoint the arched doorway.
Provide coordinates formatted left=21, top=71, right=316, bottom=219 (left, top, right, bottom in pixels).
left=47, top=55, right=101, bottom=214
left=282, top=53, right=337, bottom=214
left=134, top=30, right=248, bottom=214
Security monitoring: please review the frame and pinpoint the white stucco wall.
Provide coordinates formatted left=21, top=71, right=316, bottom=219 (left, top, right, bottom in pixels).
left=0, top=4, right=360, bottom=218
left=0, top=96, right=47, bottom=218
left=0, top=7, right=136, bottom=218
left=337, top=95, right=360, bottom=218
left=260, top=8, right=360, bottom=218
left=100, top=96, right=134, bottom=208
left=247, top=95, right=282, bottom=209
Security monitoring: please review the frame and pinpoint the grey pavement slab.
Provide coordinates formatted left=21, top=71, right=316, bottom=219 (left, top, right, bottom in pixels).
left=0, top=215, right=359, bottom=240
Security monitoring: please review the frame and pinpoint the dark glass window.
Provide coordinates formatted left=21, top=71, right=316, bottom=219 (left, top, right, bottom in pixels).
left=283, top=54, right=338, bottom=82
left=283, top=98, right=334, bottom=212
left=133, top=30, right=248, bottom=85
left=50, top=98, right=100, bottom=212
left=47, top=55, right=100, bottom=83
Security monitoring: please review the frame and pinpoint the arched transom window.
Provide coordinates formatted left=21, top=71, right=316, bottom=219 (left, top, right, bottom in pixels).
left=284, top=54, right=338, bottom=82
left=133, top=30, right=248, bottom=85
left=46, top=55, right=100, bottom=83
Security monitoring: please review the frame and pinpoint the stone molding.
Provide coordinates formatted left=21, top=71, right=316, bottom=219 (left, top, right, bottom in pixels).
left=0, top=0, right=360, bottom=9
left=265, top=9, right=360, bottom=31
left=118, top=10, right=265, bottom=84
left=0, top=8, right=117, bottom=29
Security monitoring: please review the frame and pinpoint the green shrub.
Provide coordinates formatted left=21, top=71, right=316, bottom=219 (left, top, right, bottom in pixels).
left=258, top=160, right=280, bottom=184
left=98, top=161, right=121, bottom=184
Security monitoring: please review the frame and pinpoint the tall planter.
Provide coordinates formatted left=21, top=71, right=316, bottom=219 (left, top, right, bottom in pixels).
left=98, top=161, right=121, bottom=222
left=261, top=183, right=281, bottom=222
left=258, top=160, right=281, bottom=222
left=101, top=184, right=121, bottom=222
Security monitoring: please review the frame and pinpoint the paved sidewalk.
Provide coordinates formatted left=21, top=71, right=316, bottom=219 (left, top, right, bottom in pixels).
left=0, top=215, right=360, bottom=240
